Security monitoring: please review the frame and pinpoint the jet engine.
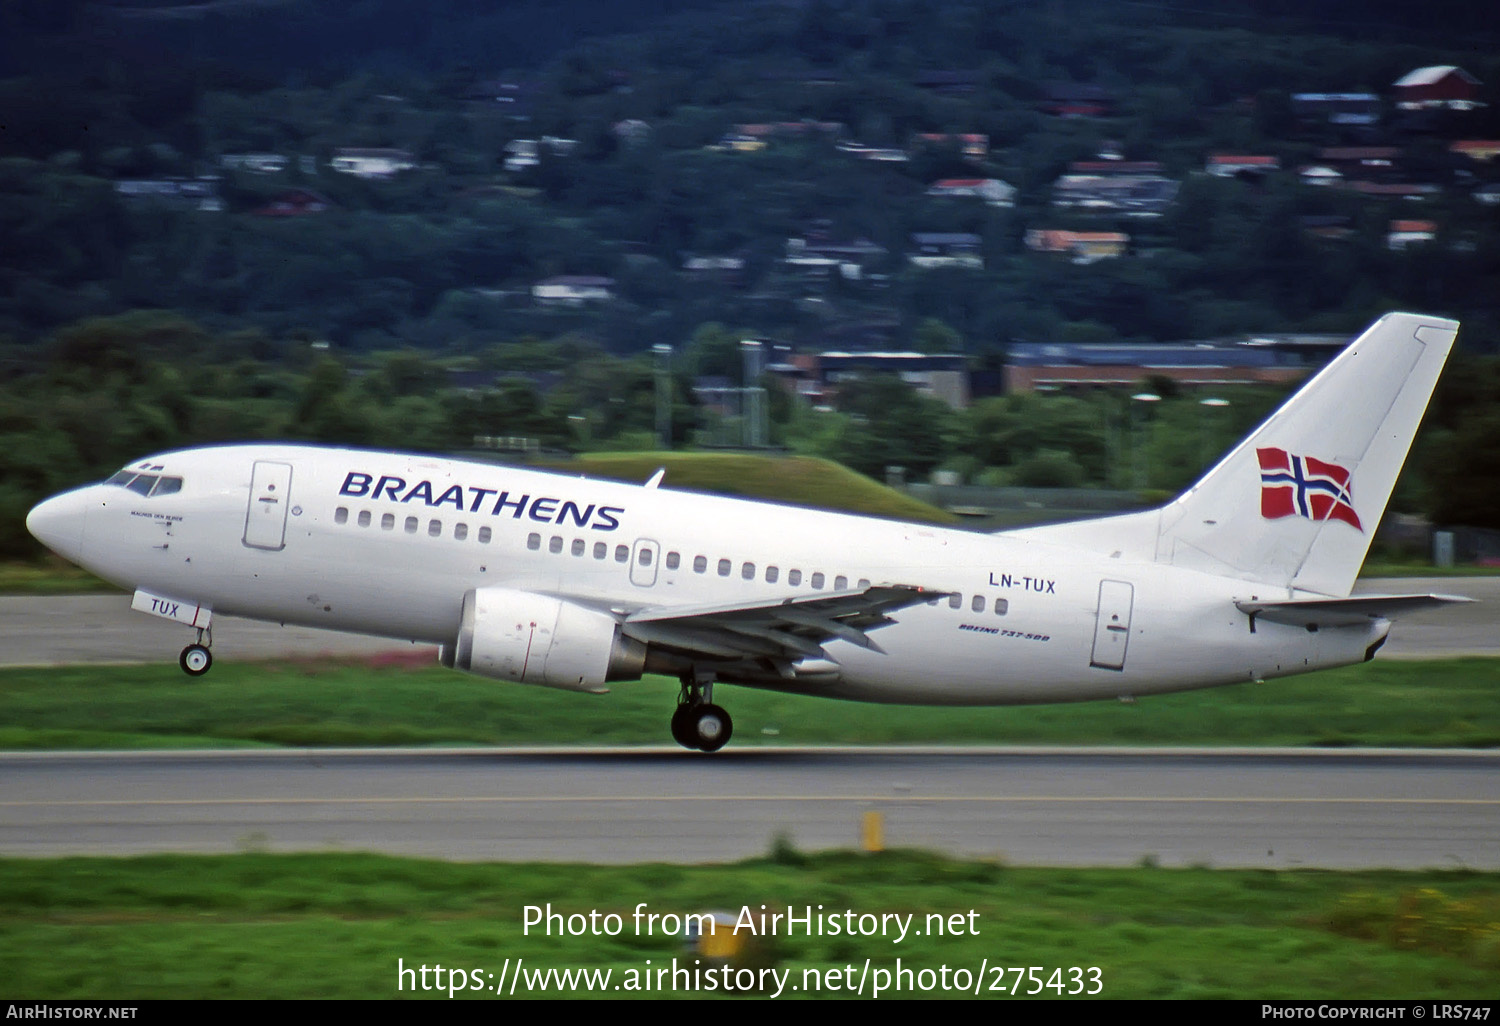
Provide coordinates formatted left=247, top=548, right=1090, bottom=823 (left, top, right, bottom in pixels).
left=440, top=586, right=646, bottom=692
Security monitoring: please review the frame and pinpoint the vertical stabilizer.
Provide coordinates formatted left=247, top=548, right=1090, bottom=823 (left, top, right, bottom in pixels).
left=1154, top=312, right=1458, bottom=595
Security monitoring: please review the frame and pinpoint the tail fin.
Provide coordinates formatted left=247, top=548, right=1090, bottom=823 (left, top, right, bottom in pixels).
left=1015, top=312, right=1459, bottom=596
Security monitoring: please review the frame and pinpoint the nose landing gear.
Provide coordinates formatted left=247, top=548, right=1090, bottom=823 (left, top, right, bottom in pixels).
left=179, top=626, right=213, bottom=677
left=672, top=676, right=732, bottom=752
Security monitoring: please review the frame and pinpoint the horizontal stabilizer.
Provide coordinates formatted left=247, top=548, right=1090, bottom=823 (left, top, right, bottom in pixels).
left=1235, top=593, right=1474, bottom=628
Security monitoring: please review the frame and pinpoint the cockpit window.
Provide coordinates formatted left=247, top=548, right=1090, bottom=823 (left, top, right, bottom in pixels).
left=105, top=469, right=183, bottom=497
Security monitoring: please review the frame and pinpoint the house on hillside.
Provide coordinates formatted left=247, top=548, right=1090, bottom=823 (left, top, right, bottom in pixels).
left=220, top=153, right=288, bottom=174
left=1451, top=140, right=1500, bottom=162
left=784, top=234, right=887, bottom=281
left=1291, top=93, right=1381, bottom=128
left=532, top=276, right=615, bottom=305
left=907, top=233, right=983, bottom=270
left=1051, top=173, right=1178, bottom=216
left=1387, top=220, right=1437, bottom=250
left=911, top=133, right=989, bottom=159
left=1206, top=155, right=1280, bottom=178
left=1317, top=147, right=1403, bottom=180
left=114, top=176, right=223, bottom=212
left=925, top=178, right=1015, bottom=206
left=1039, top=83, right=1116, bottom=118
left=1393, top=66, right=1482, bottom=110
left=252, top=189, right=333, bottom=217
left=330, top=148, right=417, bottom=178
left=1025, top=229, right=1128, bottom=264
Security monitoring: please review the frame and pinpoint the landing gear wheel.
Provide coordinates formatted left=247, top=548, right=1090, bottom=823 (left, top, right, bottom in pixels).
left=179, top=643, right=212, bottom=677
left=670, top=704, right=697, bottom=748
left=691, top=704, right=733, bottom=753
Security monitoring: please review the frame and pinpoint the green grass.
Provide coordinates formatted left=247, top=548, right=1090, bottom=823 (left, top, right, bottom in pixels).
left=0, top=559, right=119, bottom=594
left=2, top=657, right=1499, bottom=750
left=2, top=851, right=1496, bottom=998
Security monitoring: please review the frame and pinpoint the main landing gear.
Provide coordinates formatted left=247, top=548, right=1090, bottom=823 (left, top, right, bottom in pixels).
left=179, top=626, right=213, bottom=677
left=671, top=676, right=732, bottom=752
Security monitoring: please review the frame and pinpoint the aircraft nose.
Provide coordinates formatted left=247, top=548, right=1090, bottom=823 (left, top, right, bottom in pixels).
left=26, top=487, right=92, bottom=563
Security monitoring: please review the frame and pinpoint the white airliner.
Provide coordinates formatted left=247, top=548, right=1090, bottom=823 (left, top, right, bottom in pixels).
left=26, top=312, right=1471, bottom=750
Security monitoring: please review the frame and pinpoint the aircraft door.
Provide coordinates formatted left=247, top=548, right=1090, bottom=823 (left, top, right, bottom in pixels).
left=630, top=538, right=660, bottom=587
left=244, top=461, right=293, bottom=551
left=1089, top=580, right=1134, bottom=670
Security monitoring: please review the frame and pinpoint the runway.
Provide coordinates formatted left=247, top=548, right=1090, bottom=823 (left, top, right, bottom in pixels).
left=1, top=576, right=1492, bottom=667
left=3, top=747, right=1497, bottom=868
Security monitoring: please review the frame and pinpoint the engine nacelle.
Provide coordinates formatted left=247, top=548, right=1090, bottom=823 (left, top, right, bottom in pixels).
left=441, top=587, right=646, bottom=692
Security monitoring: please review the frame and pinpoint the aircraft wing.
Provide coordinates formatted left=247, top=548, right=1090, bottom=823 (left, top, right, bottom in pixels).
left=1235, top=593, right=1473, bottom=628
left=621, top=585, right=944, bottom=666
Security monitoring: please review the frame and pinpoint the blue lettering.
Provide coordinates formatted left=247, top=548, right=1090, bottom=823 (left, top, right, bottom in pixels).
left=593, top=506, right=623, bottom=532
left=339, top=472, right=372, bottom=497
left=529, top=497, right=559, bottom=522
left=492, top=491, right=528, bottom=518
left=558, top=501, right=594, bottom=528
left=373, top=475, right=406, bottom=500
left=468, top=487, right=496, bottom=513
left=402, top=481, right=435, bottom=505
left=435, top=485, right=465, bottom=510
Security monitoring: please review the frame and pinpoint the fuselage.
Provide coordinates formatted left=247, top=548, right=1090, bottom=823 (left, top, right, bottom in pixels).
left=27, top=443, right=1386, bottom=705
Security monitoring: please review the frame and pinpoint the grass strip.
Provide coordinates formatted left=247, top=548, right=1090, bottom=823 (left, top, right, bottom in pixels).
left=2, top=850, right=1497, bottom=998
left=0, top=657, right=1498, bottom=750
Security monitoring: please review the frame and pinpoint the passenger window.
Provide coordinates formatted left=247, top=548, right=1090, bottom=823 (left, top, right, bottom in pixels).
left=765, top=566, right=779, bottom=583
left=835, top=576, right=848, bottom=590
left=428, top=520, right=442, bottom=538
left=381, top=513, right=395, bottom=531
left=788, top=569, right=802, bottom=586
left=948, top=593, right=962, bottom=609
left=995, top=599, right=1009, bottom=616
left=717, top=559, right=731, bottom=577
left=150, top=477, right=182, bottom=497
left=335, top=507, right=349, bottom=525
left=594, top=541, right=607, bottom=559
left=478, top=526, right=491, bottom=544
left=811, top=572, right=824, bottom=589
left=666, top=551, right=680, bottom=570
left=741, top=562, right=755, bottom=580
left=550, top=536, right=563, bottom=554
left=639, top=548, right=653, bottom=566
left=405, top=517, right=419, bottom=534
left=357, top=510, right=371, bottom=527
left=615, top=545, right=629, bottom=563
left=694, top=556, right=707, bottom=573
left=972, top=595, right=985, bottom=613
left=858, top=579, right=870, bottom=589
left=527, top=533, right=541, bottom=550
left=454, top=523, right=468, bottom=541
left=572, top=538, right=585, bottom=556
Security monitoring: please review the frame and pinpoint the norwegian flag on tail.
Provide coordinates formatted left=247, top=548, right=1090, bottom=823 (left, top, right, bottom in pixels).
left=1257, top=447, right=1362, bottom=532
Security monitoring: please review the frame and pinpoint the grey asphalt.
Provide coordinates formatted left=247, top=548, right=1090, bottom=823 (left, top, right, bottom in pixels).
left=0, top=576, right=1492, bottom=667
left=2, top=747, right=1496, bottom=868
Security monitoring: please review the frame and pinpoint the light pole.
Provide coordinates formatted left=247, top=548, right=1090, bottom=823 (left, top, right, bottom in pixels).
left=652, top=344, right=672, bottom=450
left=1198, top=397, right=1229, bottom=472
left=1131, top=392, right=1160, bottom=491
left=740, top=339, right=766, bottom=448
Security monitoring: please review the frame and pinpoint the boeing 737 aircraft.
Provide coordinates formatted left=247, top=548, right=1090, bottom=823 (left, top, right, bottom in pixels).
left=26, top=312, right=1471, bottom=750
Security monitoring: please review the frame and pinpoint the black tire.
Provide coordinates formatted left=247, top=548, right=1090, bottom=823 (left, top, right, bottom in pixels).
left=670, top=704, right=697, bottom=749
left=692, top=704, right=733, bottom=752
left=179, top=643, right=212, bottom=677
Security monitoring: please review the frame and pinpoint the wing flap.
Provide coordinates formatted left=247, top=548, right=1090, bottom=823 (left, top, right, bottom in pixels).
left=622, top=585, right=943, bottom=663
